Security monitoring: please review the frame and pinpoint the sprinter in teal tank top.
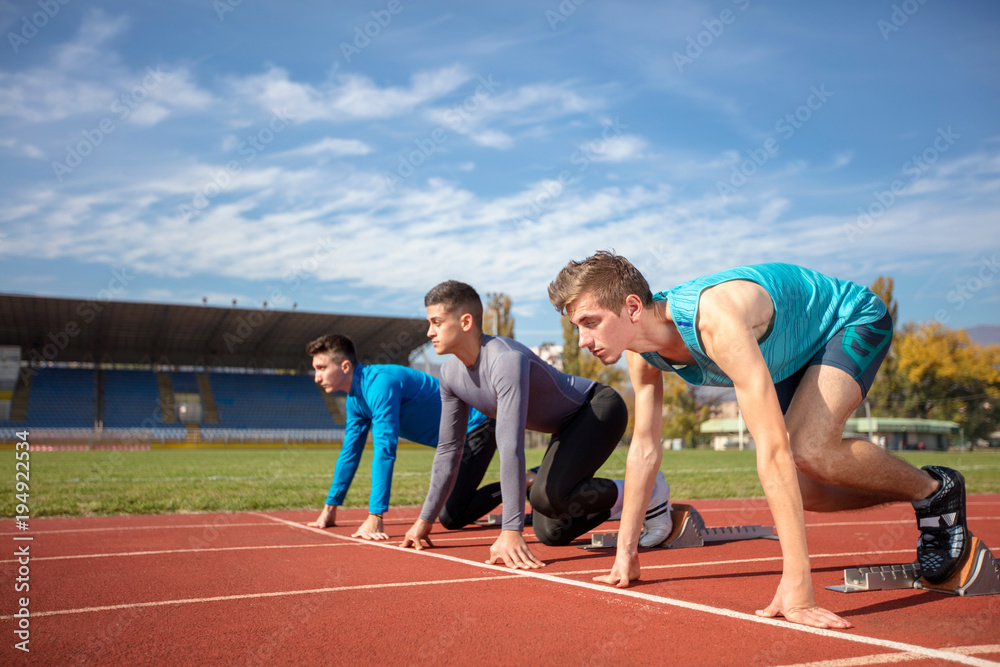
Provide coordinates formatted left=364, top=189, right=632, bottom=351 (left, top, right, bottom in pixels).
left=549, top=252, right=970, bottom=632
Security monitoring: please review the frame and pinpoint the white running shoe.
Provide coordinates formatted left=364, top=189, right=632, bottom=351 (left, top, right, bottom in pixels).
left=638, top=470, right=672, bottom=547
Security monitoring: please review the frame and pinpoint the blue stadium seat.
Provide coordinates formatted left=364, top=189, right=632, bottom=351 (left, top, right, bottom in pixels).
left=206, top=373, right=336, bottom=430
left=102, top=370, right=163, bottom=428
left=9, top=367, right=97, bottom=428
left=0, top=367, right=339, bottom=436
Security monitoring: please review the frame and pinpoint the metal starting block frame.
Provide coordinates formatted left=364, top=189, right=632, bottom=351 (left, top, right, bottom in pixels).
left=475, top=512, right=532, bottom=526
left=826, top=534, right=1000, bottom=597
left=476, top=514, right=502, bottom=526
left=580, top=503, right=778, bottom=550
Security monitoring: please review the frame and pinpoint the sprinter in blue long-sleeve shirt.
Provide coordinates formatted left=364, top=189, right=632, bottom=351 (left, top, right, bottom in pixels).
left=306, top=334, right=500, bottom=540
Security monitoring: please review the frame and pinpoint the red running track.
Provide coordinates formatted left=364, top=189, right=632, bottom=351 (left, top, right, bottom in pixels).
left=2, top=496, right=999, bottom=666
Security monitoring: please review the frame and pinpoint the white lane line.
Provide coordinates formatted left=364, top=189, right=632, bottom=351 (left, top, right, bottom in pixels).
left=772, top=644, right=1000, bottom=666
left=805, top=517, right=1000, bottom=528
left=0, top=542, right=353, bottom=563
left=557, top=549, right=917, bottom=577
left=0, top=522, right=279, bottom=536
left=254, top=513, right=1000, bottom=667
left=0, top=575, right=523, bottom=621
left=693, top=499, right=1000, bottom=513
left=4, top=513, right=997, bottom=538
left=0, top=518, right=414, bottom=537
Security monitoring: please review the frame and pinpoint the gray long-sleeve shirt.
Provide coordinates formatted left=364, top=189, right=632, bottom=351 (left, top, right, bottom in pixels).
left=419, top=335, right=596, bottom=530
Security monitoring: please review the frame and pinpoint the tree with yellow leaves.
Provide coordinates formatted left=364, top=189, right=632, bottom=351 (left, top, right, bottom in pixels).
left=893, top=322, right=1000, bottom=444
left=867, top=275, right=904, bottom=417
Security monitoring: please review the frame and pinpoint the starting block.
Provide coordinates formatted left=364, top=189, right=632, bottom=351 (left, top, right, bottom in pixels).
left=580, top=503, right=778, bottom=550
left=476, top=513, right=502, bottom=526
left=826, top=534, right=1000, bottom=597
left=475, top=512, right=532, bottom=526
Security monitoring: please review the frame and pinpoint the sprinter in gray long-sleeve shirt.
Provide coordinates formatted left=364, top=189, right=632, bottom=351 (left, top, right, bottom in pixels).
left=402, top=280, right=672, bottom=569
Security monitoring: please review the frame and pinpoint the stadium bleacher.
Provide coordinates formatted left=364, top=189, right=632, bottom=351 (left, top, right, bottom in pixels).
left=9, top=367, right=97, bottom=428
left=0, top=367, right=343, bottom=443
left=208, top=372, right=335, bottom=430
left=102, top=369, right=162, bottom=428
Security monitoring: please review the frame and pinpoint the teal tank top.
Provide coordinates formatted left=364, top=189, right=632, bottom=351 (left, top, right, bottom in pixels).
left=639, top=263, right=886, bottom=386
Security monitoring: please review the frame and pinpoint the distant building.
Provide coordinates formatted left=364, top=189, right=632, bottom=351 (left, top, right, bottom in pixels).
left=700, top=416, right=961, bottom=451
left=530, top=343, right=563, bottom=371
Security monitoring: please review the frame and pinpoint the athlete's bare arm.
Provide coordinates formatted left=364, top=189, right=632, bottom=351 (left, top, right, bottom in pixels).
left=697, top=283, right=851, bottom=629
left=594, top=350, right=662, bottom=587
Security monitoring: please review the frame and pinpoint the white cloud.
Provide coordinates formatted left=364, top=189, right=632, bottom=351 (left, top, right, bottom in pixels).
left=422, top=81, right=603, bottom=149
left=2, top=144, right=999, bottom=323
left=830, top=150, right=854, bottom=170
left=0, top=12, right=212, bottom=126
left=0, top=137, right=44, bottom=159
left=468, top=129, right=514, bottom=149
left=583, top=135, right=649, bottom=163
left=277, top=137, right=373, bottom=158
left=229, top=65, right=471, bottom=123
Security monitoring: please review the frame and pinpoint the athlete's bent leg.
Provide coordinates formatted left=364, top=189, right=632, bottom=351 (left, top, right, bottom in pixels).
left=530, top=385, right=627, bottom=546
left=785, top=365, right=936, bottom=511
left=439, top=419, right=501, bottom=530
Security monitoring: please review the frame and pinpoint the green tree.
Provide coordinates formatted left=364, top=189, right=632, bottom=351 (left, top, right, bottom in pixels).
left=660, top=375, right=731, bottom=446
left=483, top=292, right=514, bottom=338
left=561, top=314, right=581, bottom=377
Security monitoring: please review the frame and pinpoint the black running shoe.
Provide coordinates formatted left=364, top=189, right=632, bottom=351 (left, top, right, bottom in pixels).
left=912, top=466, right=969, bottom=584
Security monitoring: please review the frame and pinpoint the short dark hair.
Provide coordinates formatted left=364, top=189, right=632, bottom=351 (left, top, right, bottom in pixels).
left=305, top=334, right=358, bottom=366
left=424, top=280, right=484, bottom=330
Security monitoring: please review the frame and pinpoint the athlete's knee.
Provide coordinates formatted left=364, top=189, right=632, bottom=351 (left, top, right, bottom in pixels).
left=789, top=435, right=838, bottom=484
left=532, top=520, right=572, bottom=547
left=437, top=507, right=463, bottom=531
left=528, top=483, right=556, bottom=518
left=529, top=479, right=578, bottom=519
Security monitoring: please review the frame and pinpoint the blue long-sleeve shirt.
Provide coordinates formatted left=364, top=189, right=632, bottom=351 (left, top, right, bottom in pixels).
left=326, top=364, right=486, bottom=514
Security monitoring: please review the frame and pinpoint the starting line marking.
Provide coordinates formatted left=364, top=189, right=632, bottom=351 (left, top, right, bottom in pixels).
left=0, top=522, right=280, bottom=536
left=253, top=513, right=1000, bottom=667
left=0, top=575, right=523, bottom=621
left=804, top=516, right=1000, bottom=529
left=557, top=549, right=916, bottom=577
left=0, top=542, right=355, bottom=563
left=0, top=517, right=416, bottom=537
left=773, top=644, right=1000, bottom=667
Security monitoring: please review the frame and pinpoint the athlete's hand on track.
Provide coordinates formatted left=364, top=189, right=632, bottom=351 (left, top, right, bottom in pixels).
left=306, top=505, right=337, bottom=528
left=400, top=519, right=434, bottom=550
left=486, top=530, right=545, bottom=569
left=755, top=577, right=852, bottom=629
left=351, top=514, right=389, bottom=541
left=593, top=552, right=640, bottom=588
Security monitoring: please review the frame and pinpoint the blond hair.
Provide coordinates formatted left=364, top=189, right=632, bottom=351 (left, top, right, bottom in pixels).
left=548, top=250, right=653, bottom=314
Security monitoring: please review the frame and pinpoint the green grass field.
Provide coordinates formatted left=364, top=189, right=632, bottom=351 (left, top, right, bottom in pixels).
left=4, top=446, right=1000, bottom=518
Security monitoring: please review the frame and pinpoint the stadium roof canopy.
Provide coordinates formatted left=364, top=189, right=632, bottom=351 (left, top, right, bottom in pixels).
left=0, top=294, right=429, bottom=372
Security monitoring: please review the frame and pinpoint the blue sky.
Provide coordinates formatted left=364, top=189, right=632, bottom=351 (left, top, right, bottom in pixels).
left=1, top=0, right=998, bottom=352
